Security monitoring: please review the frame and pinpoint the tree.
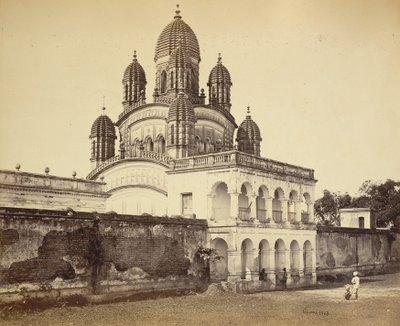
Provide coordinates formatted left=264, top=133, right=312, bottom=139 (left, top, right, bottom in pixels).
left=314, top=190, right=340, bottom=226
left=356, top=179, right=400, bottom=227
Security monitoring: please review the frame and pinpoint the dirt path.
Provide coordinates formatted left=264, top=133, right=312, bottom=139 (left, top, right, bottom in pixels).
left=1, top=273, right=399, bottom=326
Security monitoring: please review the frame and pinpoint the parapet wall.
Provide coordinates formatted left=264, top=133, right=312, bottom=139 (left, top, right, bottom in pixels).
left=316, top=226, right=400, bottom=278
left=0, top=207, right=208, bottom=304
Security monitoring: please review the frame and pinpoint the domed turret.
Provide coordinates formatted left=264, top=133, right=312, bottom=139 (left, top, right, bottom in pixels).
left=166, top=84, right=196, bottom=159
left=236, top=107, right=262, bottom=156
left=154, top=5, right=200, bottom=105
left=208, top=53, right=232, bottom=111
left=89, top=108, right=116, bottom=168
left=122, top=51, right=147, bottom=109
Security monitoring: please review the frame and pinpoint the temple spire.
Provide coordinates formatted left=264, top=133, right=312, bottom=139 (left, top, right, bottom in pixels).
left=174, top=4, right=181, bottom=19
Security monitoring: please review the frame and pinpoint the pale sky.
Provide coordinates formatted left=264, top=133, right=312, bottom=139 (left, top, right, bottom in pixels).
left=0, top=0, right=399, bottom=197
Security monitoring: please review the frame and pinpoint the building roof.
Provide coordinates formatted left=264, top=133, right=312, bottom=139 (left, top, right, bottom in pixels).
left=167, top=91, right=195, bottom=122
left=208, top=54, right=232, bottom=86
left=90, top=113, right=116, bottom=139
left=237, top=110, right=261, bottom=141
left=155, top=6, right=200, bottom=62
left=122, top=51, right=146, bottom=84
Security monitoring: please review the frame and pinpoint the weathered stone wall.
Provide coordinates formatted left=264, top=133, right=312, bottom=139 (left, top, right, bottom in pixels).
left=0, top=207, right=207, bottom=303
left=316, top=226, right=400, bottom=278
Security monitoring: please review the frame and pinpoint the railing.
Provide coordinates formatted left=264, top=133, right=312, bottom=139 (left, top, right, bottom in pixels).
left=301, top=213, right=310, bottom=224
left=87, top=150, right=172, bottom=180
left=257, top=209, right=267, bottom=221
left=238, top=207, right=252, bottom=221
left=272, top=210, right=283, bottom=223
left=172, top=150, right=314, bottom=180
left=288, top=212, right=296, bottom=223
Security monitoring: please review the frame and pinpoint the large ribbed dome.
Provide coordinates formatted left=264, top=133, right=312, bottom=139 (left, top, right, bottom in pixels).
left=123, top=52, right=146, bottom=84
left=90, top=113, right=116, bottom=138
left=208, top=56, right=232, bottom=85
left=237, top=113, right=261, bottom=142
left=167, top=91, right=195, bottom=122
left=155, top=7, right=200, bottom=62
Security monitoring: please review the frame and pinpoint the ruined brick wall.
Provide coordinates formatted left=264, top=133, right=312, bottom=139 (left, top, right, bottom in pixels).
left=0, top=207, right=207, bottom=299
left=316, top=226, right=400, bottom=277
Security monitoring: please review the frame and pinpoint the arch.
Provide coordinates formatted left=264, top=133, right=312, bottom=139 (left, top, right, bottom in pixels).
left=124, top=83, right=129, bottom=101
left=290, top=240, right=300, bottom=275
left=239, top=183, right=252, bottom=221
left=274, top=239, right=286, bottom=273
left=258, top=239, right=270, bottom=273
left=301, top=192, right=311, bottom=223
left=204, top=138, right=211, bottom=153
left=241, top=238, right=254, bottom=279
left=256, top=185, right=268, bottom=221
left=273, top=188, right=284, bottom=223
left=170, top=125, right=175, bottom=144
left=210, top=238, right=228, bottom=281
left=144, top=136, right=154, bottom=152
left=160, top=70, right=167, bottom=93
left=170, top=71, right=174, bottom=89
left=155, top=134, right=166, bottom=153
left=303, top=240, right=312, bottom=275
left=195, top=136, right=201, bottom=154
left=211, top=182, right=230, bottom=221
left=288, top=190, right=299, bottom=223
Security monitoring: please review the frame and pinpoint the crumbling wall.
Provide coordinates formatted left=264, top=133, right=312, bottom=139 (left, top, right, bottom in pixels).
left=316, top=226, right=399, bottom=278
left=0, top=207, right=207, bottom=302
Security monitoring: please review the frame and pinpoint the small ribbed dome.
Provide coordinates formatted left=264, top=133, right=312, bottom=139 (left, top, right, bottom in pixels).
left=122, top=52, right=146, bottom=84
left=90, top=113, right=116, bottom=138
left=167, top=91, right=195, bottom=122
left=237, top=112, right=261, bottom=142
left=208, top=55, right=232, bottom=85
left=169, top=44, right=189, bottom=68
left=155, top=7, right=200, bottom=62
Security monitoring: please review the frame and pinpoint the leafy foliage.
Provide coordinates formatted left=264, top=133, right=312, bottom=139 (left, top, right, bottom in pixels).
left=314, top=179, right=400, bottom=227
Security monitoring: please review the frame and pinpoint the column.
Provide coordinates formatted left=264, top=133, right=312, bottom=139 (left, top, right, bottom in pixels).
left=265, top=196, right=273, bottom=224
left=249, top=192, right=257, bottom=221
left=311, top=248, right=317, bottom=284
left=230, top=192, right=239, bottom=221
left=266, top=249, right=276, bottom=285
left=227, top=249, right=241, bottom=281
left=296, top=199, right=302, bottom=223
left=309, top=202, right=316, bottom=224
left=281, top=199, right=289, bottom=224
left=285, top=249, right=293, bottom=285
left=207, top=194, right=214, bottom=221
left=298, top=249, right=305, bottom=277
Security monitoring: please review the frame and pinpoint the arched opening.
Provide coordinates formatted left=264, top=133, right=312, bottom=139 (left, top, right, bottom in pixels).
left=288, top=190, right=298, bottom=223
left=273, top=188, right=284, bottom=223
left=212, top=182, right=231, bottom=221
left=170, top=125, right=175, bottom=144
left=195, top=136, right=201, bottom=154
left=91, top=140, right=96, bottom=159
left=215, top=139, right=222, bottom=152
left=145, top=137, right=154, bottom=152
left=210, top=238, right=228, bottom=281
left=239, top=183, right=252, bottom=221
left=170, top=71, right=174, bottom=89
left=155, top=135, right=165, bottom=153
left=359, top=216, right=365, bottom=229
left=160, top=71, right=167, bottom=93
left=303, top=240, right=312, bottom=275
left=186, top=71, right=191, bottom=91
left=241, top=238, right=254, bottom=279
left=301, top=193, right=311, bottom=223
left=124, top=83, right=129, bottom=101
left=204, top=138, right=211, bottom=153
left=256, top=186, right=268, bottom=221
left=274, top=239, right=286, bottom=278
left=290, top=240, right=300, bottom=275
left=258, top=240, right=270, bottom=274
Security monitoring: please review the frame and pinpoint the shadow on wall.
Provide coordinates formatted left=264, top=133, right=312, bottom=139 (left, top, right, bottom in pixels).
left=0, top=219, right=197, bottom=289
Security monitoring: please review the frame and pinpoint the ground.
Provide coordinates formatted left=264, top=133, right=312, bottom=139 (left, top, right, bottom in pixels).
left=1, top=273, right=399, bottom=326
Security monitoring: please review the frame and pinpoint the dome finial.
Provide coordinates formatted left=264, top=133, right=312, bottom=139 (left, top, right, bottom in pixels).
left=133, top=50, right=137, bottom=60
left=218, top=53, right=222, bottom=63
left=246, top=106, right=251, bottom=116
left=174, top=4, right=181, bottom=19
left=101, top=96, right=106, bottom=114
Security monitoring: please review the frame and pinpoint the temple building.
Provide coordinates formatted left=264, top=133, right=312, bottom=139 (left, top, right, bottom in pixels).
left=86, top=6, right=318, bottom=285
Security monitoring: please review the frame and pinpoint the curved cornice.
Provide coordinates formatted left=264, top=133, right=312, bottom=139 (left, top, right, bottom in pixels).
left=107, top=184, right=168, bottom=196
